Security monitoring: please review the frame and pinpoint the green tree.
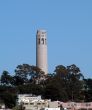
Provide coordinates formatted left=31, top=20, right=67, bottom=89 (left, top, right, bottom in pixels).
left=0, top=71, right=13, bottom=86
left=15, top=64, right=31, bottom=83
left=15, top=64, right=45, bottom=85
left=83, top=79, right=92, bottom=102
left=0, top=85, right=17, bottom=108
left=1, top=91, right=17, bottom=108
left=43, top=65, right=68, bottom=101
left=66, top=64, right=84, bottom=101
left=54, top=65, right=68, bottom=78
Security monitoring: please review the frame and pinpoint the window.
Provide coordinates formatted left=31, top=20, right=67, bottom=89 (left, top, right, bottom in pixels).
left=45, top=39, right=47, bottom=44
left=74, top=103, right=77, bottom=106
left=37, top=103, right=41, bottom=105
left=41, top=38, right=44, bottom=44
left=86, top=103, right=90, bottom=106
left=30, top=103, right=34, bottom=105
left=38, top=38, right=40, bottom=44
left=42, top=103, right=45, bottom=105
left=24, top=103, right=28, bottom=105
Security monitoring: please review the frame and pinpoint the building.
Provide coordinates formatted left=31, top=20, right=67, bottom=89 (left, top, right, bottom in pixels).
left=59, top=102, right=92, bottom=110
left=17, top=94, right=50, bottom=110
left=22, top=99, right=50, bottom=110
left=36, top=30, right=48, bottom=74
left=17, top=94, right=60, bottom=110
left=17, top=94, right=41, bottom=105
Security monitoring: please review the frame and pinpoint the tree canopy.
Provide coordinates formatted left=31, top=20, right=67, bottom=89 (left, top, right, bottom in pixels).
left=0, top=63, right=91, bottom=108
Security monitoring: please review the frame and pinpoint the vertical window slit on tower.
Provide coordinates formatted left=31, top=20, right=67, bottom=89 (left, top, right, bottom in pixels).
left=38, top=38, right=40, bottom=44
left=45, top=39, right=46, bottom=44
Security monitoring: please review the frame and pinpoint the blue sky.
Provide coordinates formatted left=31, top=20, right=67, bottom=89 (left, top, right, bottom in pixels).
left=0, top=0, right=92, bottom=78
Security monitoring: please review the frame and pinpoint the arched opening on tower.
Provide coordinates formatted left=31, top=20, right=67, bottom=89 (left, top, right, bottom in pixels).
left=41, top=38, right=44, bottom=44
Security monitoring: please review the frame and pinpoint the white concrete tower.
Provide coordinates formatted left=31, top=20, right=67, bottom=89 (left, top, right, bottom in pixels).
left=36, top=29, right=48, bottom=74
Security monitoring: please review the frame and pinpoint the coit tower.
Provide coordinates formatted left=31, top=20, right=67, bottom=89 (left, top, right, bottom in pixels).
left=36, top=29, right=48, bottom=74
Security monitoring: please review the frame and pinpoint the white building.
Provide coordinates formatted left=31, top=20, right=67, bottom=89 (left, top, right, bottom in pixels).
left=17, top=94, right=60, bottom=110
left=17, top=94, right=50, bottom=110
left=23, top=99, right=50, bottom=110
left=17, top=94, right=41, bottom=105
left=36, top=30, right=48, bottom=74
